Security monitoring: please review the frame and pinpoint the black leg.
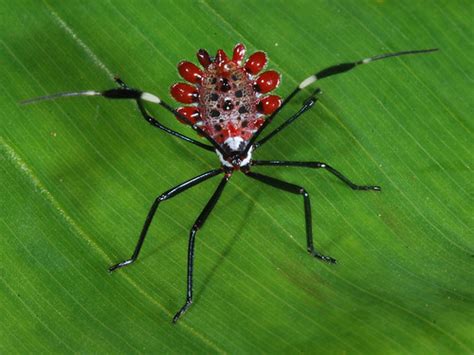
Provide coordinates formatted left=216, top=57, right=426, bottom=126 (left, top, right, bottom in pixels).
left=252, top=160, right=381, bottom=191
left=113, top=77, right=215, bottom=152
left=101, top=85, right=225, bottom=154
left=137, top=97, right=215, bottom=151
left=173, top=174, right=231, bottom=323
left=109, top=168, right=223, bottom=272
left=254, top=88, right=322, bottom=149
left=242, top=48, right=438, bottom=156
left=245, top=171, right=336, bottom=264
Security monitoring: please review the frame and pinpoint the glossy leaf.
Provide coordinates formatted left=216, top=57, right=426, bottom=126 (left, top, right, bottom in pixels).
left=1, top=0, right=472, bottom=353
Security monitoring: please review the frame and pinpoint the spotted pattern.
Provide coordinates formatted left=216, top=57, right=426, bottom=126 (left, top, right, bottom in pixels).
left=171, top=44, right=280, bottom=150
left=197, top=62, right=264, bottom=143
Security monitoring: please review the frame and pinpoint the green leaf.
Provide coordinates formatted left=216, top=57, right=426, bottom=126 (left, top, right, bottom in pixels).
left=1, top=0, right=472, bottom=353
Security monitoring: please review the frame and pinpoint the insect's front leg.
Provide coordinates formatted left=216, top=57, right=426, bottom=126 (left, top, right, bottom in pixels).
left=243, top=48, right=437, bottom=157
left=244, top=170, right=336, bottom=264
left=254, top=88, right=322, bottom=148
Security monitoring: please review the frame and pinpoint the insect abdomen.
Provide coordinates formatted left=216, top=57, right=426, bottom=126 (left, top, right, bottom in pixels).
left=170, top=43, right=282, bottom=149
left=199, top=66, right=259, bottom=143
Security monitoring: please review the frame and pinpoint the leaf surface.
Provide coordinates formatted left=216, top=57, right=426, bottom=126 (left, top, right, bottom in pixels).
left=1, top=0, right=472, bottom=353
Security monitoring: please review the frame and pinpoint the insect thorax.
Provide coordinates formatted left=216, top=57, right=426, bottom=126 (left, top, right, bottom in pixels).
left=215, top=136, right=253, bottom=168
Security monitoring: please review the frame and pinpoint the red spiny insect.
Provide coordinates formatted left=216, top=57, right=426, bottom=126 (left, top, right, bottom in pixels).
left=170, top=43, right=281, bottom=163
left=23, top=43, right=437, bottom=323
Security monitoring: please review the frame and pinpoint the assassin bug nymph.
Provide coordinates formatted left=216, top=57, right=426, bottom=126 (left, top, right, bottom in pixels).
left=23, top=43, right=437, bottom=323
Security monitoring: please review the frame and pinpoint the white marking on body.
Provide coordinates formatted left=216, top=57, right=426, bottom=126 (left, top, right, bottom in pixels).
left=141, top=92, right=161, bottom=104
left=50, top=10, right=115, bottom=80
left=216, top=150, right=233, bottom=168
left=216, top=137, right=254, bottom=167
left=225, top=137, right=244, bottom=151
left=299, top=75, right=317, bottom=89
left=362, top=57, right=372, bottom=64
left=239, top=146, right=253, bottom=166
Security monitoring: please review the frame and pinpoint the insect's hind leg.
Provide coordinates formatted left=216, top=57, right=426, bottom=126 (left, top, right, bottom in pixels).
left=108, top=169, right=223, bottom=272
left=244, top=170, right=336, bottom=264
left=318, top=162, right=381, bottom=191
left=173, top=175, right=230, bottom=323
left=251, top=160, right=381, bottom=191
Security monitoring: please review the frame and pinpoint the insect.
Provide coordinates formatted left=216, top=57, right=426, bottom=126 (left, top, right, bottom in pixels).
left=23, top=43, right=437, bottom=322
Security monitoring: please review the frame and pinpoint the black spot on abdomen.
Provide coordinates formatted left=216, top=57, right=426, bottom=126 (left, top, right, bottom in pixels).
left=223, top=100, right=234, bottom=111
left=210, top=109, right=220, bottom=117
left=220, top=78, right=231, bottom=92
left=238, top=106, right=248, bottom=114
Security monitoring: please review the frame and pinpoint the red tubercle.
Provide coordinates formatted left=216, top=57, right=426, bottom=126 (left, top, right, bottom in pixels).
left=254, top=118, right=265, bottom=129
left=232, top=43, right=246, bottom=65
left=255, top=70, right=280, bottom=93
left=170, top=83, right=198, bottom=104
left=245, top=51, right=267, bottom=74
left=214, top=130, right=228, bottom=144
left=197, top=49, right=212, bottom=68
left=175, top=106, right=201, bottom=125
left=178, top=61, right=203, bottom=84
left=215, top=49, right=229, bottom=65
left=228, top=122, right=240, bottom=137
left=241, top=130, right=253, bottom=141
left=257, top=95, right=282, bottom=115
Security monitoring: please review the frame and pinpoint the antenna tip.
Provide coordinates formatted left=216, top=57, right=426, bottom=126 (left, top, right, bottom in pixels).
left=19, top=99, right=32, bottom=106
left=19, top=90, right=100, bottom=106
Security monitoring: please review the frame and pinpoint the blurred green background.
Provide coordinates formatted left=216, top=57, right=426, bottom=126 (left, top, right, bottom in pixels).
left=1, top=0, right=472, bottom=353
